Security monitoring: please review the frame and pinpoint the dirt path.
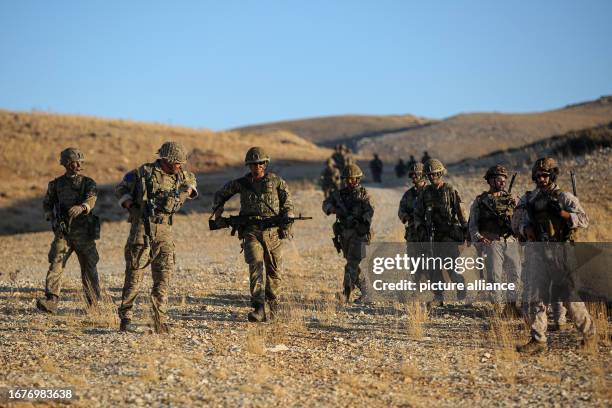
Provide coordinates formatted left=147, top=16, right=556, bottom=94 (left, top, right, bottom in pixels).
left=0, top=183, right=610, bottom=407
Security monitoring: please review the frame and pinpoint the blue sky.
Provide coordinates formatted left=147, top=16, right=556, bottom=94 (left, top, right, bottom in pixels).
left=1, top=1, right=611, bottom=130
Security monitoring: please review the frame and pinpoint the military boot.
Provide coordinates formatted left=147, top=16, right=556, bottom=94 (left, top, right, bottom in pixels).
left=516, top=338, right=547, bottom=354
left=119, top=318, right=133, bottom=332
left=36, top=295, right=59, bottom=314
left=578, top=335, right=596, bottom=351
left=268, top=301, right=279, bottom=322
left=154, top=322, right=171, bottom=335
left=343, top=287, right=352, bottom=304
left=247, top=303, right=266, bottom=323
left=549, top=322, right=569, bottom=332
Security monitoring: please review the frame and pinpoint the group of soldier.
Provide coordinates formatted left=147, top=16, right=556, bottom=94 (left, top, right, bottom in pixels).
left=36, top=143, right=596, bottom=353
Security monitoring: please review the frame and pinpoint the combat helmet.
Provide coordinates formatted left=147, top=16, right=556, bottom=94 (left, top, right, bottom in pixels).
left=424, top=158, right=447, bottom=176
left=484, top=164, right=509, bottom=180
left=408, top=162, right=425, bottom=179
left=60, top=147, right=84, bottom=166
left=531, top=157, right=559, bottom=181
left=158, top=141, right=187, bottom=164
left=244, top=147, right=270, bottom=165
left=342, top=163, right=363, bottom=179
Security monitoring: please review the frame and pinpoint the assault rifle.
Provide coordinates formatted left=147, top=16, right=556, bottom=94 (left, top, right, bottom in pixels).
left=209, top=214, right=312, bottom=236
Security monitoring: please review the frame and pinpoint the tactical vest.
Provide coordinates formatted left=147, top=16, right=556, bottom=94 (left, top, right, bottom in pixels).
left=139, top=164, right=186, bottom=217
left=238, top=174, right=281, bottom=217
left=53, top=175, right=91, bottom=228
left=401, top=185, right=424, bottom=228
left=528, top=189, right=573, bottom=242
left=476, top=191, right=515, bottom=237
left=421, top=184, right=458, bottom=231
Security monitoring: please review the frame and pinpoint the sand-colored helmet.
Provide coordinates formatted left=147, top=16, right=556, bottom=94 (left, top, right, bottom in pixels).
left=424, top=158, right=446, bottom=175
left=484, top=164, right=509, bottom=180
left=158, top=141, right=187, bottom=164
left=408, top=162, right=425, bottom=179
left=244, top=147, right=270, bottom=165
left=531, top=157, right=559, bottom=181
left=60, top=147, right=84, bottom=166
left=342, top=163, right=363, bottom=179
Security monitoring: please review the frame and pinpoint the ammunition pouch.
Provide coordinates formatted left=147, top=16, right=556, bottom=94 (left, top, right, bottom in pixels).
left=449, top=224, right=465, bottom=243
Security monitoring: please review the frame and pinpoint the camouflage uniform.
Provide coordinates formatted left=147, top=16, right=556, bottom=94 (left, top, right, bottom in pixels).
left=41, top=173, right=101, bottom=308
left=323, top=164, right=374, bottom=301
left=518, top=183, right=594, bottom=345
left=414, top=163, right=467, bottom=301
left=331, top=145, right=347, bottom=173
left=468, top=166, right=521, bottom=304
left=212, top=169, right=294, bottom=313
left=319, top=159, right=341, bottom=199
left=116, top=145, right=197, bottom=330
left=398, top=177, right=427, bottom=284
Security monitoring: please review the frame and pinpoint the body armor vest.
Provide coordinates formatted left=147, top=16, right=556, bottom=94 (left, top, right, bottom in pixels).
left=528, top=189, right=572, bottom=242
left=422, top=184, right=456, bottom=231
left=476, top=191, right=515, bottom=237
left=238, top=174, right=281, bottom=217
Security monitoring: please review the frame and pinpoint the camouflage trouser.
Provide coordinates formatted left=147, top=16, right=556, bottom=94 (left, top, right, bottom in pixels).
left=429, top=239, right=466, bottom=301
left=479, top=239, right=521, bottom=303
left=46, top=229, right=100, bottom=304
left=341, top=229, right=367, bottom=294
left=118, top=222, right=175, bottom=324
left=523, top=244, right=594, bottom=342
left=243, top=228, right=282, bottom=307
left=405, top=240, right=429, bottom=285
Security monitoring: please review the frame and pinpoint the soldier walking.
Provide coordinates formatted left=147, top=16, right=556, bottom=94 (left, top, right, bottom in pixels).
left=370, top=154, right=384, bottom=183
left=116, top=141, right=198, bottom=333
left=37, top=148, right=101, bottom=314
left=212, top=147, right=294, bottom=322
left=319, top=158, right=341, bottom=199
left=516, top=158, right=595, bottom=354
left=331, top=144, right=346, bottom=173
left=394, top=159, right=407, bottom=178
left=323, top=164, right=374, bottom=303
left=398, top=162, right=428, bottom=284
left=468, top=165, right=521, bottom=314
left=414, top=159, right=467, bottom=305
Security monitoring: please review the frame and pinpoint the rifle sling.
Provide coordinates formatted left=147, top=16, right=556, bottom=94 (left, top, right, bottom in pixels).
left=238, top=176, right=279, bottom=217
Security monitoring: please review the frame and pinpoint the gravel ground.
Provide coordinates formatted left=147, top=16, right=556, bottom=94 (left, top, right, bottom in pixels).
left=0, top=181, right=610, bottom=407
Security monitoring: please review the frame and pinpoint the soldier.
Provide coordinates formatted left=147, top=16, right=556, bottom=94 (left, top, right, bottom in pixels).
left=420, top=151, right=431, bottom=165
left=468, top=165, right=521, bottom=314
left=319, top=158, right=341, bottom=199
left=370, top=154, right=384, bottom=183
left=516, top=158, right=595, bottom=354
left=212, top=147, right=294, bottom=322
left=331, top=144, right=346, bottom=173
left=323, top=164, right=374, bottom=303
left=414, top=159, right=467, bottom=305
left=36, top=148, right=101, bottom=314
left=394, top=159, right=406, bottom=178
left=398, top=162, right=429, bottom=286
left=407, top=155, right=417, bottom=170
left=116, top=141, right=198, bottom=333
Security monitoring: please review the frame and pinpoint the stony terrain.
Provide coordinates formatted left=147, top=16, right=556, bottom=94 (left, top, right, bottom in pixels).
left=1, top=170, right=610, bottom=407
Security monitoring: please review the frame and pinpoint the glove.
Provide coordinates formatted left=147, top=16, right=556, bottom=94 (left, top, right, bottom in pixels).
left=278, top=225, right=293, bottom=240
left=68, top=205, right=85, bottom=218
left=548, top=200, right=563, bottom=215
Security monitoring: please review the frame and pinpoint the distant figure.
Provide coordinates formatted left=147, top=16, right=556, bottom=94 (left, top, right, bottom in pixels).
left=319, top=158, right=341, bottom=198
left=370, top=154, right=384, bottom=183
left=420, top=151, right=431, bottom=164
left=331, top=144, right=346, bottom=172
left=395, top=159, right=406, bottom=178
left=407, top=155, right=417, bottom=170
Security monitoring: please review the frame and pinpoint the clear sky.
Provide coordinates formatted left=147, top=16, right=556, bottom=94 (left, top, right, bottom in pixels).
left=1, top=0, right=611, bottom=130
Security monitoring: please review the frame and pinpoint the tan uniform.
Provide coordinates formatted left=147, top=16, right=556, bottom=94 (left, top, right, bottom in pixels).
left=116, top=160, right=197, bottom=324
left=42, top=174, right=100, bottom=305
left=468, top=191, right=521, bottom=303
left=320, top=164, right=341, bottom=199
left=213, top=172, right=293, bottom=307
left=519, top=185, right=594, bottom=342
left=323, top=185, right=374, bottom=296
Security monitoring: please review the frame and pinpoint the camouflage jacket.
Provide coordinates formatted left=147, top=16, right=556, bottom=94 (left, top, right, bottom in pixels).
left=398, top=183, right=426, bottom=232
left=320, top=166, right=341, bottom=190
left=414, top=182, right=466, bottom=241
left=468, top=191, right=516, bottom=241
left=213, top=172, right=294, bottom=219
left=43, top=174, right=97, bottom=231
left=323, top=185, right=374, bottom=234
left=517, top=184, right=588, bottom=242
left=115, top=160, right=198, bottom=224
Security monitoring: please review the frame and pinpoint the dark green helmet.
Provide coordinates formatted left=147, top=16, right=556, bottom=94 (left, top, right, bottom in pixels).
left=60, top=147, right=84, bottom=166
left=484, top=164, right=508, bottom=180
left=424, top=158, right=446, bottom=175
left=532, top=157, right=559, bottom=181
left=158, top=141, right=187, bottom=164
left=408, top=162, right=425, bottom=178
left=244, top=147, right=270, bottom=165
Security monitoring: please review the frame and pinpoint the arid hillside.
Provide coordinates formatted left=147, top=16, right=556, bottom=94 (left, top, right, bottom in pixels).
left=358, top=96, right=612, bottom=163
left=0, top=110, right=330, bottom=204
left=231, top=114, right=433, bottom=147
